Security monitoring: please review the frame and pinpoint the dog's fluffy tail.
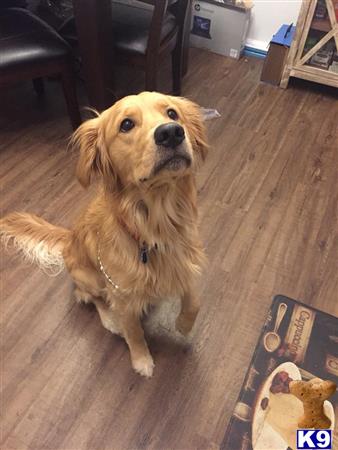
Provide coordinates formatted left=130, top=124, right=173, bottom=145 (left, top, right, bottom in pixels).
left=0, top=212, right=70, bottom=275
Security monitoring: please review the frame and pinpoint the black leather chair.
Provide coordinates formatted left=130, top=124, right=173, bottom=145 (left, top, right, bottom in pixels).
left=112, top=0, right=188, bottom=95
left=0, top=8, right=81, bottom=129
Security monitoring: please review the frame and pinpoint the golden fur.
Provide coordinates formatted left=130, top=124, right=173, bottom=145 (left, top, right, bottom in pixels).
left=0, top=92, right=209, bottom=377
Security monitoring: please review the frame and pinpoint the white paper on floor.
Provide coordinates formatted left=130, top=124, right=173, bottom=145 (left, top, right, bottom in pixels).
left=201, top=107, right=221, bottom=121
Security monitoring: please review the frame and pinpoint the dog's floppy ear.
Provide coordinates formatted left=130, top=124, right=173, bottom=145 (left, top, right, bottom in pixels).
left=71, top=117, right=100, bottom=187
left=71, top=117, right=118, bottom=190
left=175, top=97, right=209, bottom=163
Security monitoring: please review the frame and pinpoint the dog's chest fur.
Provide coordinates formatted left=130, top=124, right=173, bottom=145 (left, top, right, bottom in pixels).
left=84, top=179, right=205, bottom=304
left=103, top=230, right=204, bottom=301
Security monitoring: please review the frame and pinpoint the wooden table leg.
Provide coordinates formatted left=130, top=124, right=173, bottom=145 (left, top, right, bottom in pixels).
left=182, top=0, right=192, bottom=76
left=72, top=0, right=115, bottom=110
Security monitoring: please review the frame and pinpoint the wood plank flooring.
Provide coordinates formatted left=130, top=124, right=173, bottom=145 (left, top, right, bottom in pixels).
left=1, top=49, right=338, bottom=450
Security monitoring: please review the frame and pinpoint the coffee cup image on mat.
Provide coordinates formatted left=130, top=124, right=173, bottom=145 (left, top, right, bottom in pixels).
left=251, top=363, right=336, bottom=450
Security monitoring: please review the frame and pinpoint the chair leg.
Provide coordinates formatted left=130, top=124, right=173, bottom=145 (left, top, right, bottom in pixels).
left=172, top=43, right=183, bottom=96
left=33, top=77, right=44, bottom=96
left=60, top=65, right=82, bottom=130
left=145, top=61, right=158, bottom=92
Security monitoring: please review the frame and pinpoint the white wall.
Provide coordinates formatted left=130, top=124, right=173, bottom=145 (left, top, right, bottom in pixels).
left=115, top=0, right=301, bottom=52
left=246, top=0, right=302, bottom=50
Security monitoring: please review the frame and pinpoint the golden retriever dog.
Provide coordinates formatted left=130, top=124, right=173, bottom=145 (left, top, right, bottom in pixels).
left=0, top=92, right=209, bottom=377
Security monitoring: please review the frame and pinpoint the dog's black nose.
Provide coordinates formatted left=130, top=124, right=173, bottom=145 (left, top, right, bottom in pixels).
left=154, top=123, right=185, bottom=148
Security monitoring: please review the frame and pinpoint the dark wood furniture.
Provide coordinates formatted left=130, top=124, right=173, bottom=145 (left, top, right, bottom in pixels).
left=72, top=0, right=115, bottom=110
left=71, top=0, right=192, bottom=110
left=0, top=7, right=81, bottom=129
left=112, top=0, right=189, bottom=95
left=182, top=1, right=192, bottom=76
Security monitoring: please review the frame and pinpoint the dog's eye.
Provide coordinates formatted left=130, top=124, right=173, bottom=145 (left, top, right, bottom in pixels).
left=167, top=109, right=178, bottom=120
left=120, top=118, right=135, bottom=133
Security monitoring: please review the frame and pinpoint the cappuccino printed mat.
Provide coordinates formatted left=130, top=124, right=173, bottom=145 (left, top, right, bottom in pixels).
left=221, top=295, right=338, bottom=450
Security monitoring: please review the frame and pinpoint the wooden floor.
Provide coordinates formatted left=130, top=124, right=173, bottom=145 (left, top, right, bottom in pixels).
left=1, top=49, right=338, bottom=450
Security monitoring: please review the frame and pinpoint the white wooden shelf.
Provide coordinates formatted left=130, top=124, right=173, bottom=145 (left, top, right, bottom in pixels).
left=281, top=0, right=338, bottom=88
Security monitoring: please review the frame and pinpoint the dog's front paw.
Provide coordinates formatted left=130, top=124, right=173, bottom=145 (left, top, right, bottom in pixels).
left=175, top=314, right=195, bottom=336
left=132, top=354, right=155, bottom=378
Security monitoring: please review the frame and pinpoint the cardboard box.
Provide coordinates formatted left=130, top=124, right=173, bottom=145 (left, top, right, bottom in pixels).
left=190, top=0, right=251, bottom=59
left=261, top=24, right=295, bottom=86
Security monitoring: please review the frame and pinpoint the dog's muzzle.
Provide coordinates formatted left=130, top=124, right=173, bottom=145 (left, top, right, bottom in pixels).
left=153, top=123, right=191, bottom=175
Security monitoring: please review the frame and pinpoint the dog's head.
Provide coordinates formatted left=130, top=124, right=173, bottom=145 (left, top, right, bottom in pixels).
left=72, top=92, right=208, bottom=190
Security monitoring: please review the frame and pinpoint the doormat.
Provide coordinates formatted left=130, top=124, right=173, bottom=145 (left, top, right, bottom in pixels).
left=221, top=295, right=338, bottom=450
